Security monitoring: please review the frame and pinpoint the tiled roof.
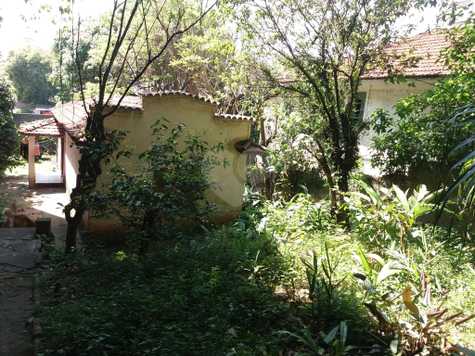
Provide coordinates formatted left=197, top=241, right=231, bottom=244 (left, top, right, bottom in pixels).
left=362, top=30, right=451, bottom=79
left=53, top=92, right=252, bottom=140
left=139, top=89, right=220, bottom=105
left=103, top=95, right=143, bottom=111
left=52, top=101, right=89, bottom=141
left=53, top=97, right=144, bottom=140
left=214, top=113, right=254, bottom=122
left=13, top=113, right=53, bottom=126
left=18, top=117, right=63, bottom=137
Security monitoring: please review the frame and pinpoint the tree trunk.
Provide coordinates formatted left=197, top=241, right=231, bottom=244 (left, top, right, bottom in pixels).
left=261, top=155, right=276, bottom=200
left=64, top=210, right=83, bottom=253
left=335, top=164, right=351, bottom=226
left=64, top=110, right=105, bottom=253
left=313, top=139, right=338, bottom=214
left=64, top=180, right=86, bottom=253
left=258, top=112, right=277, bottom=200
left=317, top=160, right=338, bottom=215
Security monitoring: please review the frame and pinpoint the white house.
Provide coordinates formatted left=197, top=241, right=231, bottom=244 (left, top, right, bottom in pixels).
left=358, top=30, right=450, bottom=176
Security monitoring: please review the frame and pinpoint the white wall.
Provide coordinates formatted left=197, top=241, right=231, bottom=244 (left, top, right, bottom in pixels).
left=63, top=133, right=80, bottom=196
left=358, top=78, right=437, bottom=176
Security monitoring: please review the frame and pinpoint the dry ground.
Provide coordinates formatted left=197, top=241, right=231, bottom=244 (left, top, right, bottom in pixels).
left=0, top=161, right=69, bottom=356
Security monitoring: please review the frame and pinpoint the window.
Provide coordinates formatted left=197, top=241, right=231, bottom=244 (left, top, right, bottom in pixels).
left=353, top=92, right=367, bottom=121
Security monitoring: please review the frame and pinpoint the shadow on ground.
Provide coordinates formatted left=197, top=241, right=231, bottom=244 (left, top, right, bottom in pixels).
left=0, top=172, right=68, bottom=249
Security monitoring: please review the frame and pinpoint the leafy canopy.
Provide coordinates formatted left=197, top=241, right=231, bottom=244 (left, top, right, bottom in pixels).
left=236, top=0, right=421, bottom=202
left=5, top=48, right=56, bottom=105
left=0, top=78, right=19, bottom=174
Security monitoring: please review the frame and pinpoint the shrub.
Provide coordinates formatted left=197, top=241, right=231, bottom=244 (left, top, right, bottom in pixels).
left=354, top=245, right=475, bottom=355
left=346, top=181, right=434, bottom=249
left=256, top=185, right=475, bottom=352
left=0, top=78, right=19, bottom=174
left=370, top=24, right=475, bottom=181
left=39, top=173, right=475, bottom=355
left=38, top=230, right=296, bottom=355
left=94, top=120, right=223, bottom=251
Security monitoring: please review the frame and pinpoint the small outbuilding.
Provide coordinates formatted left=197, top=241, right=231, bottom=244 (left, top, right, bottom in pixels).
left=20, top=91, right=254, bottom=233
left=18, top=116, right=65, bottom=187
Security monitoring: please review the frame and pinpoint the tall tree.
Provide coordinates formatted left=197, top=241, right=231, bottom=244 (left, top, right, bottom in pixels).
left=52, top=24, right=99, bottom=103
left=124, top=3, right=266, bottom=114
left=0, top=78, right=18, bottom=174
left=5, top=49, right=56, bottom=105
left=63, top=0, right=216, bottom=252
left=237, top=0, right=423, bottom=217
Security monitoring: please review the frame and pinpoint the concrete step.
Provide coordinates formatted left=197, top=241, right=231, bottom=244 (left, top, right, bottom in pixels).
left=0, top=228, right=36, bottom=240
left=0, top=228, right=40, bottom=272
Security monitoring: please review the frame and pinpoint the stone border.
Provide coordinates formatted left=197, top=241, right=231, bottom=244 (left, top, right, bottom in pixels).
left=31, top=272, right=42, bottom=355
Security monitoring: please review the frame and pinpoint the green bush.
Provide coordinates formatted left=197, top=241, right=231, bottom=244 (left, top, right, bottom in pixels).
left=370, top=24, right=475, bottom=182
left=39, top=182, right=475, bottom=355
left=254, top=186, right=475, bottom=353
left=39, top=230, right=297, bottom=355
left=346, top=181, right=434, bottom=249
left=0, top=78, right=19, bottom=175
left=93, top=120, right=223, bottom=251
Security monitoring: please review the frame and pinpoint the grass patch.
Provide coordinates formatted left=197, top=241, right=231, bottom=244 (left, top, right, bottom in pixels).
left=39, top=232, right=298, bottom=355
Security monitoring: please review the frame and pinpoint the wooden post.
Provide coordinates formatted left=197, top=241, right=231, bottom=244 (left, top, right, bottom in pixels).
left=60, top=136, right=65, bottom=181
left=57, top=136, right=61, bottom=169
left=28, top=135, right=36, bottom=188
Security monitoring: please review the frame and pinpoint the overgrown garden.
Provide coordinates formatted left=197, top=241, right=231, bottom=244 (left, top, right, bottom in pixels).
left=0, top=0, right=472, bottom=355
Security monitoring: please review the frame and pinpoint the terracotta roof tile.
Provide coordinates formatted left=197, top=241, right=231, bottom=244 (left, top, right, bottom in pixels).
left=214, top=113, right=254, bottom=122
left=139, top=89, right=220, bottom=105
left=18, top=117, right=63, bottom=137
left=52, top=92, right=252, bottom=140
left=103, top=95, right=143, bottom=111
left=363, top=30, right=451, bottom=79
left=52, top=101, right=88, bottom=141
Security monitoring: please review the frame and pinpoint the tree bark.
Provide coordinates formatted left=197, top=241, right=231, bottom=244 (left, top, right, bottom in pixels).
left=64, top=110, right=106, bottom=253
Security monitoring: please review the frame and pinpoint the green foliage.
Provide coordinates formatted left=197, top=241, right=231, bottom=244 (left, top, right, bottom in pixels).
left=354, top=245, right=474, bottom=355
left=442, top=104, right=475, bottom=214
left=238, top=0, right=419, bottom=202
left=51, top=24, right=98, bottom=102
left=39, top=181, right=475, bottom=354
left=257, top=194, right=334, bottom=241
left=96, top=120, right=222, bottom=248
left=255, top=185, right=475, bottom=353
left=278, top=321, right=355, bottom=356
left=261, top=102, right=326, bottom=198
left=157, top=6, right=260, bottom=110
left=38, top=231, right=293, bottom=355
left=370, top=24, right=475, bottom=179
left=0, top=78, right=19, bottom=174
left=346, top=181, right=435, bottom=249
left=5, top=48, right=56, bottom=104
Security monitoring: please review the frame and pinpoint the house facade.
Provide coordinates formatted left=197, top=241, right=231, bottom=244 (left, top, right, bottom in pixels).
left=19, top=91, right=254, bottom=233
left=358, top=30, right=450, bottom=176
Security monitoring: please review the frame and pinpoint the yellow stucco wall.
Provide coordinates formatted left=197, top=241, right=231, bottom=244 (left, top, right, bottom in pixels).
left=87, top=95, right=250, bottom=232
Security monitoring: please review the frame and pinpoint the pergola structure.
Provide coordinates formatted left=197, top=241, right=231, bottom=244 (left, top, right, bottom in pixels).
left=18, top=117, right=65, bottom=188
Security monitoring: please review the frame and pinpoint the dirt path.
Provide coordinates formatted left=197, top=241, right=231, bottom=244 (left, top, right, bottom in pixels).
left=0, top=172, right=68, bottom=355
left=0, top=228, right=40, bottom=356
left=0, top=174, right=68, bottom=248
